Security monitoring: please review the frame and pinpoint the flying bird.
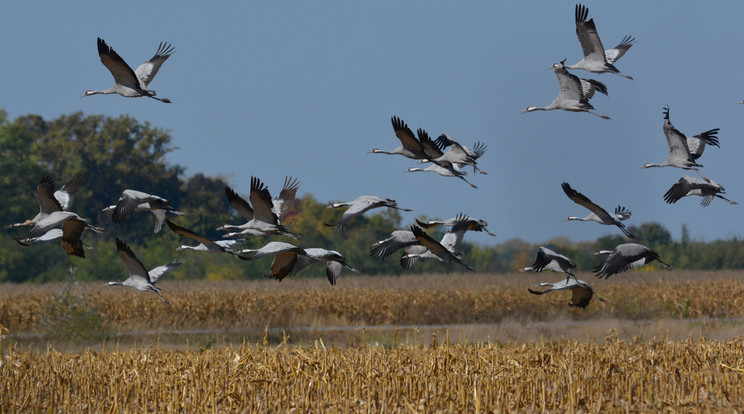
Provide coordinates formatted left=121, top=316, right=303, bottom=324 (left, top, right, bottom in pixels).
left=166, top=219, right=245, bottom=256
left=7, top=172, right=85, bottom=229
left=425, top=134, right=488, bottom=175
left=103, top=189, right=184, bottom=233
left=593, top=243, right=670, bottom=279
left=325, top=195, right=412, bottom=229
left=561, top=182, right=634, bottom=238
left=663, top=172, right=737, bottom=207
left=521, top=60, right=610, bottom=119
left=528, top=278, right=605, bottom=309
left=83, top=37, right=174, bottom=103
left=642, top=107, right=719, bottom=170
left=106, top=239, right=182, bottom=304
left=368, top=116, right=428, bottom=160
left=415, top=215, right=496, bottom=237
left=567, top=4, right=634, bottom=79
left=403, top=223, right=474, bottom=271
left=16, top=211, right=103, bottom=258
left=217, top=177, right=301, bottom=239
left=520, top=246, right=577, bottom=282
left=238, top=241, right=308, bottom=280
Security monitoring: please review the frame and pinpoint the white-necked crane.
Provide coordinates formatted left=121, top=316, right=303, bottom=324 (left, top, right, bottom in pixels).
left=561, top=182, right=634, bottom=238
left=521, top=60, right=610, bottom=119
left=594, top=243, right=670, bottom=279
left=103, top=189, right=184, bottom=233
left=325, top=195, right=412, bottom=229
left=663, top=171, right=737, bottom=207
left=567, top=4, right=634, bottom=79
left=106, top=238, right=182, bottom=304
left=528, top=278, right=605, bottom=309
left=642, top=107, right=719, bottom=170
left=83, top=37, right=173, bottom=103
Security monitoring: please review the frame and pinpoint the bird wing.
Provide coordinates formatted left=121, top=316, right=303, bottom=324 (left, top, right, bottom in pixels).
left=268, top=251, right=301, bottom=281
left=531, top=247, right=555, bottom=272
left=55, top=172, right=85, bottom=211
left=35, top=174, right=63, bottom=215
left=325, top=261, right=343, bottom=285
left=604, top=35, right=635, bottom=64
left=411, top=225, right=473, bottom=270
left=579, top=78, right=608, bottom=99
left=116, top=238, right=150, bottom=280
left=273, top=176, right=300, bottom=218
left=594, top=245, right=652, bottom=278
left=662, top=109, right=694, bottom=162
left=391, top=116, right=424, bottom=154
left=338, top=196, right=381, bottom=226
left=224, top=185, right=254, bottom=220
left=569, top=285, right=594, bottom=308
left=561, top=182, right=613, bottom=220
left=417, top=128, right=445, bottom=160
left=60, top=217, right=87, bottom=258
left=400, top=245, right=427, bottom=270
left=663, top=176, right=696, bottom=204
left=148, top=261, right=184, bottom=284
left=97, top=37, right=142, bottom=91
left=555, top=68, right=586, bottom=103
left=687, top=129, right=720, bottom=161
left=370, top=230, right=417, bottom=260
left=166, top=219, right=220, bottom=249
left=134, top=42, right=174, bottom=88
left=24, top=211, right=77, bottom=240
left=574, top=4, right=608, bottom=63
left=249, top=177, right=279, bottom=225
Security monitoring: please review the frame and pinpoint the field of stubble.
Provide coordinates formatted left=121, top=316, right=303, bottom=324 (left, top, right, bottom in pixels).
left=1, top=270, right=744, bottom=411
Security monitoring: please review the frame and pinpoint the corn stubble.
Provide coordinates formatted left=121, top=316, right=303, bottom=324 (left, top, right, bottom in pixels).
left=2, top=337, right=744, bottom=411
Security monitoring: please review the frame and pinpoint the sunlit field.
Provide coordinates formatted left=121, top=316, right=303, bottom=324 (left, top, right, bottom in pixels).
left=2, top=270, right=744, bottom=411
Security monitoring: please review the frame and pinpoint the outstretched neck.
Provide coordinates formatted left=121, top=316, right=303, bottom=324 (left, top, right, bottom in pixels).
left=641, top=163, right=662, bottom=169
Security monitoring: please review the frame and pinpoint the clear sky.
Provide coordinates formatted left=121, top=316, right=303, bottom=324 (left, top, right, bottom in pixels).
left=2, top=1, right=742, bottom=245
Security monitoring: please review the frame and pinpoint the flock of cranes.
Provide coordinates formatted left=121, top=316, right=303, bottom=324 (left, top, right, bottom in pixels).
left=5, top=4, right=739, bottom=309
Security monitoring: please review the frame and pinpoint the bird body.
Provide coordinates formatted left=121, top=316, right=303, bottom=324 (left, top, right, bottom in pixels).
left=167, top=219, right=244, bottom=255
left=7, top=172, right=85, bottom=229
left=326, top=195, right=412, bottom=228
left=520, top=246, right=576, bottom=282
left=642, top=107, right=719, bottom=170
left=104, top=189, right=182, bottom=233
left=561, top=182, right=634, bottom=238
left=83, top=38, right=173, bottom=103
left=403, top=222, right=474, bottom=271
left=522, top=60, right=610, bottom=119
left=106, top=239, right=180, bottom=304
left=594, top=243, right=670, bottom=279
left=218, top=177, right=301, bottom=239
left=567, top=4, right=634, bottom=79
left=294, top=248, right=359, bottom=285
left=415, top=215, right=496, bottom=237
left=528, top=278, right=605, bottom=309
left=369, top=116, right=428, bottom=160
left=663, top=172, right=737, bottom=207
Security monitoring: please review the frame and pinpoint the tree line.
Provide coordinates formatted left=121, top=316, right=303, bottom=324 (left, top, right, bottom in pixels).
left=1, top=110, right=742, bottom=283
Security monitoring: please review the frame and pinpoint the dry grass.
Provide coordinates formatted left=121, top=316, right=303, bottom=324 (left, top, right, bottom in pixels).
left=1, top=271, right=743, bottom=337
left=2, top=336, right=744, bottom=411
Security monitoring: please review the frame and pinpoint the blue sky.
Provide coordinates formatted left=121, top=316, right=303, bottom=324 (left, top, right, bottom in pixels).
left=2, top=2, right=742, bottom=245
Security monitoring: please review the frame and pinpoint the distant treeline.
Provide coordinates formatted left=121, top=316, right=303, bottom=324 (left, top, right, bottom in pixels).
left=1, top=111, right=743, bottom=283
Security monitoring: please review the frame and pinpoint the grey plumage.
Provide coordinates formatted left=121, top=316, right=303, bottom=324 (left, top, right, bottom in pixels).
left=594, top=243, right=670, bottom=279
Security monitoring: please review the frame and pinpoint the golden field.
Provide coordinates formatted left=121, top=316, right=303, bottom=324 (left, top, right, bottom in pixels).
left=2, top=270, right=744, bottom=411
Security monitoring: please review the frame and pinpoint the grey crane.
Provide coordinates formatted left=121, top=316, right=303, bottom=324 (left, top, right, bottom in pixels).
left=83, top=37, right=173, bottom=103
left=166, top=219, right=245, bottom=256
left=12, top=228, right=96, bottom=255
left=325, top=195, right=412, bottom=229
left=521, top=60, right=610, bottom=119
left=567, top=4, right=634, bottom=79
left=238, top=241, right=309, bottom=280
left=368, top=116, right=428, bottom=160
left=422, top=133, right=488, bottom=175
left=594, top=243, right=670, bottom=279
left=520, top=246, right=577, bottom=282
left=103, top=189, right=184, bottom=233
left=528, top=278, right=605, bottom=309
left=415, top=215, right=496, bottom=237
left=244, top=245, right=359, bottom=285
left=642, top=107, right=719, bottom=170
left=561, top=182, right=634, bottom=238
left=369, top=230, right=418, bottom=261
left=408, top=128, right=480, bottom=188
left=217, top=177, right=301, bottom=239
left=106, top=238, right=182, bottom=304
left=663, top=171, right=738, bottom=207
left=7, top=172, right=85, bottom=229
left=403, top=223, right=474, bottom=271
left=17, top=211, right=103, bottom=258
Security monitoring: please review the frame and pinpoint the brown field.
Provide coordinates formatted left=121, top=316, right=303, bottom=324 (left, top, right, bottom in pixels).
left=2, top=270, right=744, bottom=411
